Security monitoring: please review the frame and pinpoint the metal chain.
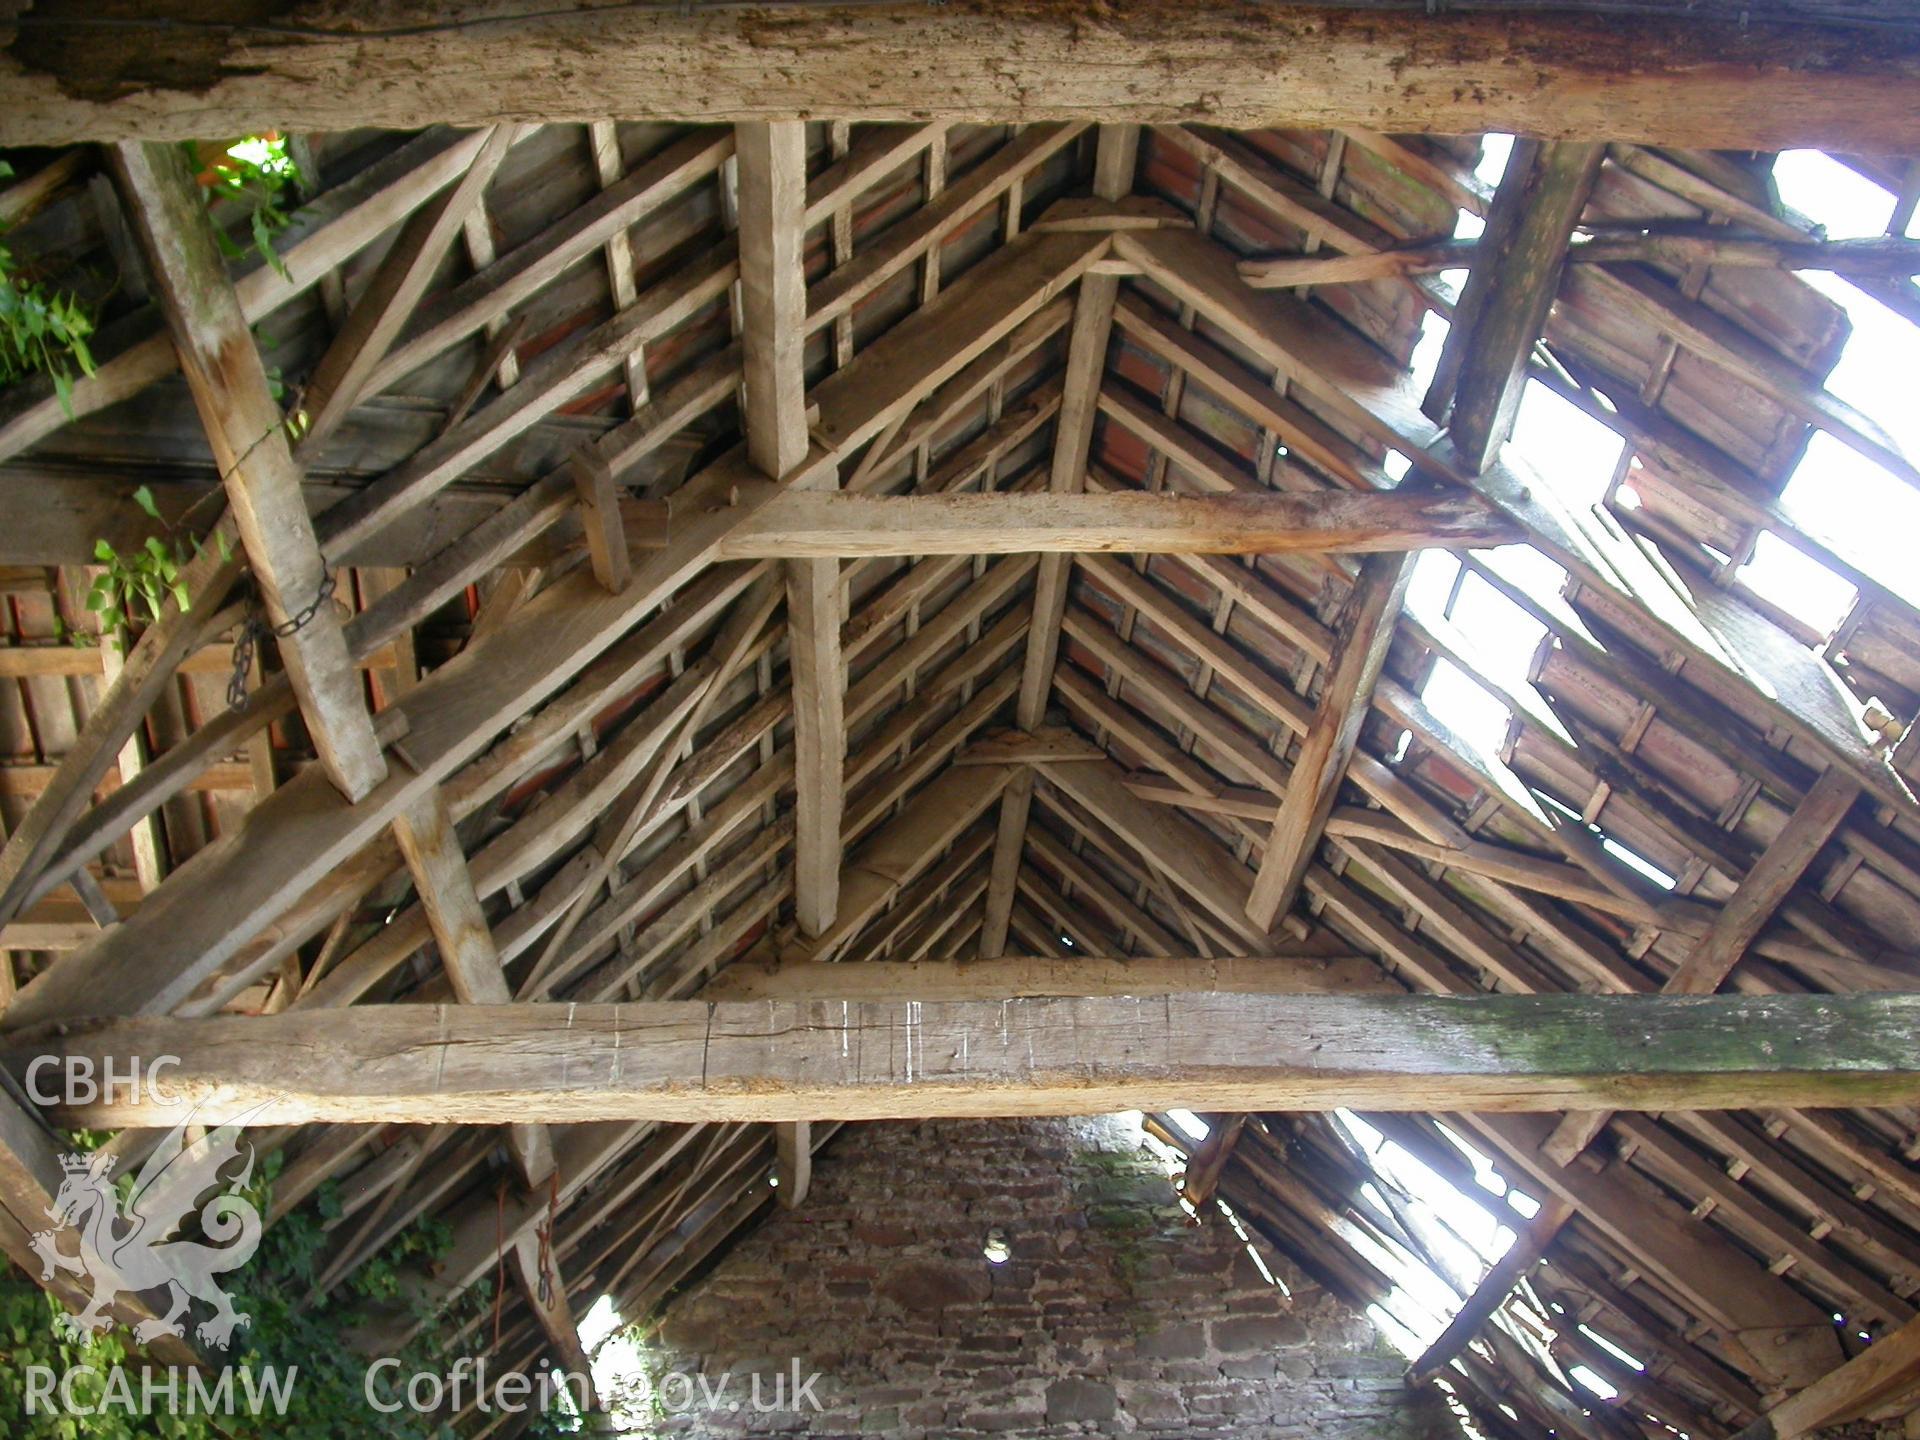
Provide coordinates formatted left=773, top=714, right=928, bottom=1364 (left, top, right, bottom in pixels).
left=225, top=570, right=340, bottom=710
left=534, top=1166, right=561, bottom=1306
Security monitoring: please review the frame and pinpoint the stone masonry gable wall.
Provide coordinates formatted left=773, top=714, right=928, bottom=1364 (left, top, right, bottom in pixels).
left=630, top=1116, right=1457, bottom=1439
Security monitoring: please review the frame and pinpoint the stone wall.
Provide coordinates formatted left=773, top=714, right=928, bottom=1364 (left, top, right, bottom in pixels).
left=623, top=1115, right=1455, bottom=1439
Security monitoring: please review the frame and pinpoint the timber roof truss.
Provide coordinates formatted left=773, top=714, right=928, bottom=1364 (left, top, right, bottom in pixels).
left=0, top=77, right=1917, bottom=1440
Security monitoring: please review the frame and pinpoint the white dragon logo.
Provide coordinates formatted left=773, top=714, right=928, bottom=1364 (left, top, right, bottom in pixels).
left=28, top=1116, right=263, bottom=1349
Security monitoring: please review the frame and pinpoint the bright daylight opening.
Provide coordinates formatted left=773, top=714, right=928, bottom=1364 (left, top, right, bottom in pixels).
left=1765, top=153, right=1920, bottom=621
left=578, top=1293, right=650, bottom=1430
left=1409, top=138, right=1916, bottom=852
left=1301, top=142, right=1911, bottom=1427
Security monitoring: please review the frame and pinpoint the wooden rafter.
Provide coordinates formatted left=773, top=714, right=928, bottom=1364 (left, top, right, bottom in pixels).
left=298, top=124, right=517, bottom=446
left=1541, top=765, right=1862, bottom=1165
left=108, top=140, right=390, bottom=802
left=1410, top=1196, right=1577, bottom=1381
left=1039, top=757, right=1270, bottom=952
left=390, top=785, right=555, bottom=1187
left=509, top=1234, right=600, bottom=1404
left=984, top=124, right=1138, bottom=959
left=1245, top=551, right=1418, bottom=931
left=1422, top=139, right=1604, bottom=472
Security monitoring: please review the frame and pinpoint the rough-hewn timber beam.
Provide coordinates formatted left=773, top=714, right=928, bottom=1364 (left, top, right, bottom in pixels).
left=109, top=139, right=389, bottom=802
left=13, top=992, right=1920, bottom=1128
left=985, top=124, right=1136, bottom=960
left=738, top=121, right=842, bottom=938
left=8, top=6, right=1920, bottom=150
left=702, top=952, right=1396, bottom=1002
left=1541, top=765, right=1861, bottom=1165
left=1239, top=232, right=1920, bottom=288
left=1422, top=140, right=1605, bottom=473
left=1245, top=551, right=1417, bottom=930
left=391, top=786, right=555, bottom=1187
left=714, top=487, right=1521, bottom=557
left=1730, top=1312, right=1920, bottom=1440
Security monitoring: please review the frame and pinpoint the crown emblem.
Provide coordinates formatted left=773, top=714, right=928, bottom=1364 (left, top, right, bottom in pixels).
left=58, top=1152, right=97, bottom=1174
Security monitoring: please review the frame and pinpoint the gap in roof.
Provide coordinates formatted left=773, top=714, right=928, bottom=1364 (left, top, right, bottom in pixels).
left=1536, top=792, right=1678, bottom=892
left=1434, top=141, right=1920, bottom=657
left=580, top=1293, right=651, bottom=1428
left=1406, top=551, right=1563, bottom=761
left=1761, top=151, right=1920, bottom=614
left=1738, top=529, right=1858, bottom=637
left=1333, top=1113, right=1535, bottom=1357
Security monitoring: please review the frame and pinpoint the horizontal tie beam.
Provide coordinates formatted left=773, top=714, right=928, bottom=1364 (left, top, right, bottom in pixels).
left=11, top=991, right=1919, bottom=1127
